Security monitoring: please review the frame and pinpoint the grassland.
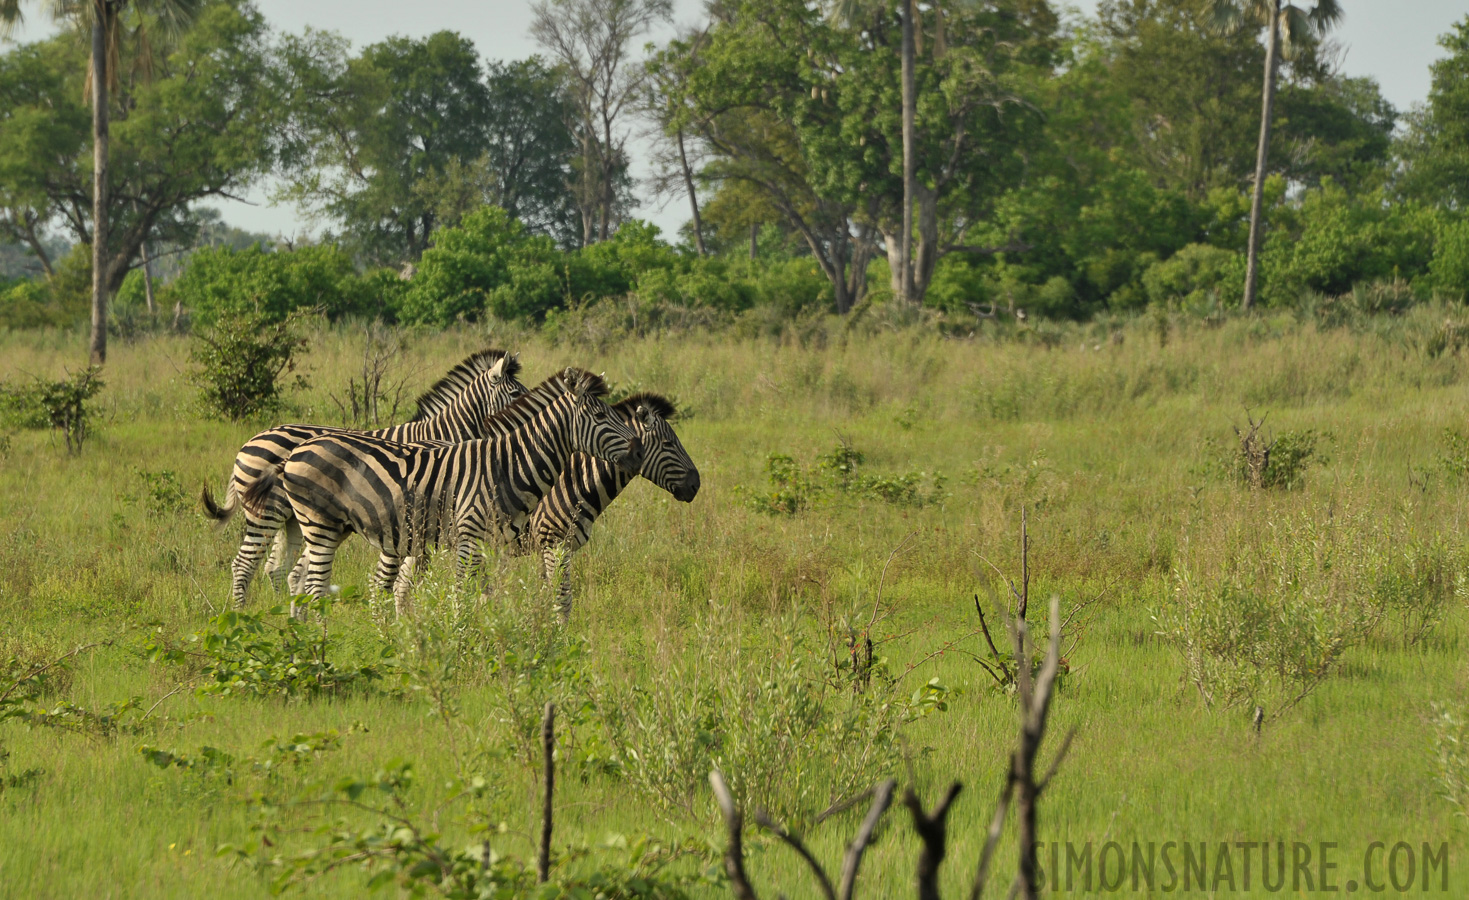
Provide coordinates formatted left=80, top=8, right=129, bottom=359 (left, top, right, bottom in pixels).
left=1, top=309, right=1467, bottom=897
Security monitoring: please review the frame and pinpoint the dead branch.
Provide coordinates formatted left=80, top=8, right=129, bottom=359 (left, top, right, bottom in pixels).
left=753, top=809, right=837, bottom=900
left=710, top=771, right=760, bottom=900
left=838, top=778, right=896, bottom=900
left=906, top=783, right=964, bottom=900
left=538, top=703, right=555, bottom=883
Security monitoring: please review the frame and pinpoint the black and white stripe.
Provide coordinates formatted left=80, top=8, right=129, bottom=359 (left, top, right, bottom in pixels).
left=525, top=394, right=699, bottom=619
left=270, top=370, right=644, bottom=608
left=202, top=350, right=526, bottom=605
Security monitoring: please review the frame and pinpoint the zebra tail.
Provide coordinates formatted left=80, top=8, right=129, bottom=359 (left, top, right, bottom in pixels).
left=201, top=483, right=238, bottom=524
left=241, top=470, right=280, bottom=518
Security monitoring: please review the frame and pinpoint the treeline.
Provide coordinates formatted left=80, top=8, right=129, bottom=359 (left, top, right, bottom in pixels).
left=1, top=0, right=1467, bottom=333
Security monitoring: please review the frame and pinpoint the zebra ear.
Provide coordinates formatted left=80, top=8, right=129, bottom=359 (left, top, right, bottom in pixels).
left=487, top=355, right=507, bottom=380
left=637, top=403, right=657, bottom=427
left=568, top=370, right=590, bottom=403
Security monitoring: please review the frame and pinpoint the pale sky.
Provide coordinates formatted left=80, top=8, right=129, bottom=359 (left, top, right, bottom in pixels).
left=5, top=0, right=1465, bottom=242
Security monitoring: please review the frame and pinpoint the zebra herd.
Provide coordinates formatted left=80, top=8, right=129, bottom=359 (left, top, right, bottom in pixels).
left=201, top=349, right=701, bottom=620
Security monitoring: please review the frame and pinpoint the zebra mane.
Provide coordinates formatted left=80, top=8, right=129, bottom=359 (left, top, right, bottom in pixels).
left=410, top=349, right=520, bottom=422
left=615, top=392, right=677, bottom=420
left=560, top=367, right=611, bottom=398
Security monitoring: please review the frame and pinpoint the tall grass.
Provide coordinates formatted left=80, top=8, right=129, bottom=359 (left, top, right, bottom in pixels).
left=1, top=307, right=1468, bottom=896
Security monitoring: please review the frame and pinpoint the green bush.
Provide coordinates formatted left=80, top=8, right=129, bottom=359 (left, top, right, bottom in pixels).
left=169, top=243, right=365, bottom=325
left=0, top=367, right=105, bottom=454
left=1431, top=218, right=1469, bottom=300
left=1142, top=243, right=1243, bottom=312
left=189, top=310, right=310, bottom=420
left=1259, top=182, right=1442, bottom=304
left=1156, top=511, right=1388, bottom=722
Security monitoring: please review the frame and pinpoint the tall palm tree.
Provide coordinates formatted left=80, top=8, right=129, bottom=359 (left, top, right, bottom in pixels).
left=1207, top=0, right=1342, bottom=310
left=0, top=0, right=199, bottom=365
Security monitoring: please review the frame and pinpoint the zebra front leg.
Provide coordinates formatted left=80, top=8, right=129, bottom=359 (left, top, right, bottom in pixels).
left=392, top=556, right=417, bottom=618
left=541, top=544, right=575, bottom=624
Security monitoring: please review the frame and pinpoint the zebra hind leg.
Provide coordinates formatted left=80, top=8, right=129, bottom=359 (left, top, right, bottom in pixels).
left=296, top=531, right=345, bottom=619
left=229, top=514, right=284, bottom=608
left=265, top=515, right=304, bottom=594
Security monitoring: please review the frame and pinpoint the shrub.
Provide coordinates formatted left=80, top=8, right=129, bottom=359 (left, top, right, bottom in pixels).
left=738, top=442, right=947, bottom=515
left=1433, top=702, right=1469, bottom=822
left=1431, top=218, right=1469, bottom=299
left=596, top=610, right=947, bottom=829
left=189, top=311, right=309, bottom=421
left=1259, top=183, right=1442, bottom=304
left=1155, top=511, right=1388, bottom=722
left=1142, top=243, right=1243, bottom=313
left=0, top=367, right=106, bottom=454
left=146, top=598, right=390, bottom=699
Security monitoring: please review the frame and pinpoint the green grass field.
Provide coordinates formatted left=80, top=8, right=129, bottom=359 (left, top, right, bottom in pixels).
left=2, top=312, right=1467, bottom=897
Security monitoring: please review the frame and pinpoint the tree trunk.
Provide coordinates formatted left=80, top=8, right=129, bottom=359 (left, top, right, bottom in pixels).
left=899, top=0, right=917, bottom=304
left=141, top=241, right=156, bottom=316
left=1243, top=1, right=1280, bottom=311
left=676, top=129, right=706, bottom=256
left=89, top=3, right=111, bottom=366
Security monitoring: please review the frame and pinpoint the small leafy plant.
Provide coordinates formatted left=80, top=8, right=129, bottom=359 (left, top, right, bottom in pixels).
left=0, top=367, right=105, bottom=454
left=146, top=597, right=391, bottom=699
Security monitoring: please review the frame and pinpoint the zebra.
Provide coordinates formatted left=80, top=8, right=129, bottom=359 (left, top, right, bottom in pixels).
left=523, top=393, right=699, bottom=619
left=202, top=349, right=527, bottom=606
left=258, top=369, right=645, bottom=610
left=407, top=348, right=512, bottom=421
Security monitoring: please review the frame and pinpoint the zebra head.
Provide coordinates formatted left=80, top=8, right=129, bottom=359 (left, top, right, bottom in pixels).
left=565, top=369, right=645, bottom=474
left=481, top=352, right=528, bottom=417
left=615, top=394, right=700, bottom=503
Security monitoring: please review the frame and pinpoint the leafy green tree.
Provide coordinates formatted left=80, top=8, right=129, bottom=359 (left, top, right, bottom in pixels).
left=657, top=0, right=1054, bottom=310
left=0, top=3, right=280, bottom=345
left=484, top=57, right=580, bottom=245
left=0, top=0, right=203, bottom=365
left=1396, top=17, right=1469, bottom=210
left=167, top=243, right=369, bottom=325
left=1205, top=0, right=1341, bottom=309
left=276, top=30, right=493, bottom=264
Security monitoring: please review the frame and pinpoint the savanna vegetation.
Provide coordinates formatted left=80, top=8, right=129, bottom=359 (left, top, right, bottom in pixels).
left=3, top=309, right=1469, bottom=896
left=3, top=0, right=1469, bottom=895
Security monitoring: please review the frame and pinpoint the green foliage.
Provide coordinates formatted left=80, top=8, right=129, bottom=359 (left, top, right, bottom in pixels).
left=227, top=756, right=710, bottom=898
left=1431, top=218, right=1469, bottom=299
left=169, top=244, right=365, bottom=326
left=1396, top=17, right=1469, bottom=210
left=123, top=468, right=190, bottom=516
left=596, top=610, right=947, bottom=829
left=1156, top=511, right=1401, bottom=722
left=1433, top=702, right=1469, bottom=822
left=1259, top=183, right=1443, bottom=303
left=1142, top=243, right=1243, bottom=312
left=189, top=311, right=310, bottom=421
left=0, top=366, right=105, bottom=454
left=738, top=441, right=946, bottom=515
left=146, top=598, right=390, bottom=699
left=139, top=728, right=351, bottom=785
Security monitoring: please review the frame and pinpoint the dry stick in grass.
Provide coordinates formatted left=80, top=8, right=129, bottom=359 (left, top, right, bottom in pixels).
left=538, top=702, right=555, bottom=883
left=906, top=782, right=964, bottom=900
left=709, top=771, right=758, bottom=900
left=970, top=595, right=1074, bottom=900
left=837, top=778, right=896, bottom=900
